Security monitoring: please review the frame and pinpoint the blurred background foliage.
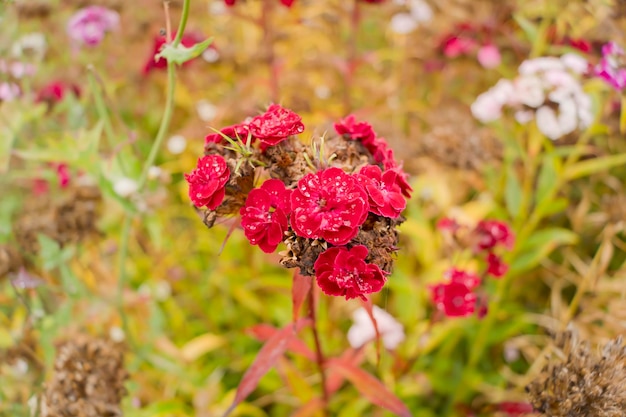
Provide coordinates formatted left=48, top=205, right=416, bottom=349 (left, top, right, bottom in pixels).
left=1, top=0, right=625, bottom=416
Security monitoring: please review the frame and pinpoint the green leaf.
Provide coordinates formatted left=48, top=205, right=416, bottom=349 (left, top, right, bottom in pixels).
left=505, top=164, right=522, bottom=219
left=513, top=14, right=537, bottom=44
left=156, top=37, right=214, bottom=65
left=510, top=228, right=578, bottom=275
left=38, top=235, right=74, bottom=271
left=564, top=153, right=626, bottom=180
left=535, top=154, right=560, bottom=204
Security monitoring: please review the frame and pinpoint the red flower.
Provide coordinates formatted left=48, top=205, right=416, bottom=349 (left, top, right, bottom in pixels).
left=56, top=163, right=71, bottom=188
left=291, top=167, right=368, bottom=245
left=442, top=36, right=478, bottom=58
left=359, top=0, right=386, bottom=3
left=486, top=253, right=508, bottom=278
left=386, top=166, right=412, bottom=199
left=143, top=32, right=205, bottom=74
left=205, top=123, right=251, bottom=144
left=431, top=281, right=477, bottom=317
left=314, top=245, right=387, bottom=300
left=334, top=115, right=376, bottom=144
left=445, top=268, right=481, bottom=289
left=437, top=217, right=459, bottom=232
left=248, top=104, right=305, bottom=146
left=240, top=179, right=292, bottom=253
left=474, top=220, right=514, bottom=251
left=36, top=81, right=80, bottom=104
left=356, top=165, right=406, bottom=219
left=364, top=136, right=397, bottom=168
left=185, top=155, right=230, bottom=209
left=497, top=402, right=534, bottom=416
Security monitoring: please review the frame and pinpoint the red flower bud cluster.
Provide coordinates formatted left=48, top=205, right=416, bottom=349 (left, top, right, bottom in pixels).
left=431, top=218, right=515, bottom=318
left=186, top=106, right=412, bottom=301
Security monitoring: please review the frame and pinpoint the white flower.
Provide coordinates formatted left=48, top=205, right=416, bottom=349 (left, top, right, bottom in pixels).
left=514, top=109, right=534, bottom=124
left=167, top=134, right=187, bottom=154
left=514, top=75, right=545, bottom=107
left=208, top=1, right=227, bottom=15
left=113, top=177, right=138, bottom=197
left=11, top=33, right=47, bottom=58
left=409, top=0, right=433, bottom=23
left=390, top=13, right=418, bottom=34
left=315, top=85, right=331, bottom=99
left=518, top=57, right=563, bottom=75
left=536, top=106, right=562, bottom=140
left=347, top=306, right=405, bottom=350
left=560, top=53, right=588, bottom=74
left=196, top=99, right=218, bottom=122
left=109, top=326, right=125, bottom=342
left=202, top=48, right=220, bottom=63
left=147, top=166, right=162, bottom=180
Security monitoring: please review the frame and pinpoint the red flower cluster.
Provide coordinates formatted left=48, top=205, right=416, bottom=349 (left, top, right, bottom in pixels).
left=314, top=245, right=386, bottom=300
left=185, top=155, right=230, bottom=209
left=188, top=106, right=411, bottom=301
left=431, top=268, right=479, bottom=317
left=143, top=32, right=206, bottom=74
left=36, top=81, right=80, bottom=104
left=248, top=104, right=305, bottom=146
left=431, top=218, right=515, bottom=318
left=240, top=179, right=291, bottom=253
left=291, top=167, right=368, bottom=245
left=356, top=165, right=405, bottom=219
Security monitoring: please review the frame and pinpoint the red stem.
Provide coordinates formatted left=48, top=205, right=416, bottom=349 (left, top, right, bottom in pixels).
left=308, top=288, right=330, bottom=416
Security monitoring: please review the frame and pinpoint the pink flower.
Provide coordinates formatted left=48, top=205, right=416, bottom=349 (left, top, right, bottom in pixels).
left=473, top=220, right=514, bottom=251
left=442, top=36, right=477, bottom=58
left=314, top=245, right=387, bottom=300
left=67, top=6, right=119, bottom=47
left=486, top=253, right=508, bottom=278
left=387, top=166, right=412, bottom=199
left=240, top=179, right=292, bottom=253
left=291, top=167, right=368, bottom=245
left=360, top=0, right=386, bottom=3
left=477, top=44, right=501, bottom=69
left=248, top=104, right=305, bottom=146
left=437, top=217, right=459, bottom=232
left=205, top=123, right=251, bottom=144
left=347, top=306, right=405, bottom=349
left=594, top=42, right=626, bottom=91
left=143, top=32, right=205, bottom=74
left=431, top=281, right=477, bottom=317
left=56, top=163, right=71, bottom=188
left=497, top=402, right=534, bottom=416
left=36, top=81, right=80, bottom=104
left=334, top=115, right=376, bottom=144
left=225, top=0, right=295, bottom=6
left=185, top=155, right=230, bottom=209
left=356, top=165, right=406, bottom=218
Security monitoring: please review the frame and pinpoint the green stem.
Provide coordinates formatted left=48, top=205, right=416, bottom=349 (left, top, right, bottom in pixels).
left=116, top=0, right=188, bottom=349
left=87, top=69, right=128, bottom=175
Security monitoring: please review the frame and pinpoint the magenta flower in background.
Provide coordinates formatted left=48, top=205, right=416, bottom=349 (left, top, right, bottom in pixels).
left=185, top=155, right=230, bottom=209
left=224, top=0, right=296, bottom=7
left=474, top=220, right=514, bottom=252
left=291, top=167, right=368, bottom=245
left=356, top=165, right=406, bottom=219
left=240, top=179, right=292, bottom=253
left=595, top=42, right=626, bottom=91
left=67, top=6, right=119, bottom=47
left=314, top=245, right=387, bottom=300
left=248, top=104, right=305, bottom=146
left=431, top=280, right=477, bottom=317
left=36, top=81, right=80, bottom=104
left=486, top=253, right=508, bottom=278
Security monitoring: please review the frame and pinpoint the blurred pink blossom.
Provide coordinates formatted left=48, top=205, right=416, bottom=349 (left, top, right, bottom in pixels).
left=595, top=42, right=626, bottom=91
left=477, top=44, right=501, bottom=69
left=67, top=6, right=120, bottom=47
left=0, top=82, right=20, bottom=101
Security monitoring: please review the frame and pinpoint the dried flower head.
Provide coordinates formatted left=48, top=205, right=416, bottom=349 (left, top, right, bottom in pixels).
left=526, top=332, right=626, bottom=417
left=42, top=334, right=128, bottom=417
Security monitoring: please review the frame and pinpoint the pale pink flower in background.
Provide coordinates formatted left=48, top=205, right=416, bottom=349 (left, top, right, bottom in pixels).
left=0, top=82, right=20, bottom=101
left=518, top=57, right=563, bottom=75
left=560, top=53, right=589, bottom=74
left=390, top=13, right=418, bottom=34
left=514, top=75, right=544, bottom=108
left=470, top=79, right=513, bottom=122
left=477, top=44, right=501, bottom=69
left=389, top=0, right=432, bottom=34
left=347, top=306, right=405, bottom=350
left=409, top=0, right=433, bottom=22
left=67, top=6, right=120, bottom=47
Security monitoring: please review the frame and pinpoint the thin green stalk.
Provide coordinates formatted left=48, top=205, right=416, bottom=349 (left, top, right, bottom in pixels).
left=87, top=69, right=128, bottom=175
left=116, top=0, right=189, bottom=349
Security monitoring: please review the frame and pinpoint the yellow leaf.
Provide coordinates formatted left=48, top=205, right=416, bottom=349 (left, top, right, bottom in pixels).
left=180, top=333, right=225, bottom=362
